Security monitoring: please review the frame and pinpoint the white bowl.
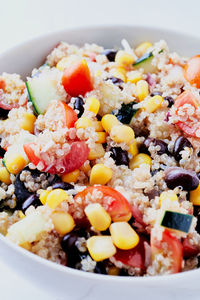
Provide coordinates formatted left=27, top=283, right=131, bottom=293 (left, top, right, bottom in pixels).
left=0, top=25, right=200, bottom=300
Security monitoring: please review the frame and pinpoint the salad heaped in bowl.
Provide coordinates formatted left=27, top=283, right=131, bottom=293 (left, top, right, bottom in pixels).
left=0, top=39, right=200, bottom=277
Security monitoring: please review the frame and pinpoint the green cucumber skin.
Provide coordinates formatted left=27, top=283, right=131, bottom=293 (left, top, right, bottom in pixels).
left=111, top=101, right=139, bottom=124
left=133, top=52, right=153, bottom=67
left=161, top=210, right=193, bottom=233
left=25, top=81, right=40, bottom=115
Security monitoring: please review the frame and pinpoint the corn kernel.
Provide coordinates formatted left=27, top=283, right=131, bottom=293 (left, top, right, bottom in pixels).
left=85, top=203, right=111, bottom=231
left=159, top=191, right=178, bottom=207
left=39, top=190, right=50, bottom=205
left=0, top=167, right=11, bottom=185
left=136, top=80, right=149, bottom=102
left=86, top=97, right=100, bottom=115
left=95, top=70, right=102, bottom=77
left=90, top=164, right=112, bottom=185
left=135, top=42, right=153, bottom=57
left=51, top=212, right=75, bottom=236
left=110, top=125, right=135, bottom=144
left=5, top=154, right=27, bottom=174
left=108, top=266, right=120, bottom=276
left=20, top=113, right=36, bottom=133
left=101, top=114, right=119, bottom=133
left=87, top=236, right=116, bottom=261
left=46, top=189, right=69, bottom=209
left=142, top=95, right=164, bottom=113
left=20, top=242, right=32, bottom=251
left=75, top=117, right=93, bottom=129
left=115, top=50, right=135, bottom=65
left=190, top=184, right=200, bottom=205
left=129, top=140, right=139, bottom=157
left=92, top=121, right=104, bottom=132
left=96, top=132, right=107, bottom=143
left=129, top=153, right=152, bottom=170
left=61, top=169, right=80, bottom=183
left=18, top=211, right=25, bottom=219
left=110, top=68, right=127, bottom=82
left=110, top=222, right=139, bottom=250
left=127, top=71, right=143, bottom=84
left=88, top=143, right=105, bottom=160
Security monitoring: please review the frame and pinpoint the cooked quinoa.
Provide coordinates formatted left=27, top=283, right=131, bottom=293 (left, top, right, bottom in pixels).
left=0, top=39, right=200, bottom=277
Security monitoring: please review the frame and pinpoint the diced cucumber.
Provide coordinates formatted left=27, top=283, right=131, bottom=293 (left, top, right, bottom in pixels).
left=133, top=52, right=156, bottom=73
left=161, top=210, right=193, bottom=233
left=111, top=101, right=139, bottom=124
left=26, top=72, right=61, bottom=115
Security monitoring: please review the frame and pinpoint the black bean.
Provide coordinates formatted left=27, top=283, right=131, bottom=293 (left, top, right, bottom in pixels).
left=164, top=167, right=199, bottom=191
left=173, top=136, right=193, bottom=161
left=140, top=138, right=169, bottom=155
left=164, top=96, right=174, bottom=108
left=96, top=114, right=102, bottom=121
left=197, top=151, right=200, bottom=157
left=0, top=108, right=9, bottom=120
left=197, top=172, right=200, bottom=180
left=21, top=194, right=41, bottom=213
left=94, top=262, right=107, bottom=274
left=14, top=175, right=32, bottom=206
left=102, top=49, right=117, bottom=62
left=0, top=138, right=5, bottom=158
left=110, top=147, right=129, bottom=166
left=150, top=91, right=162, bottom=97
left=52, top=182, right=74, bottom=190
left=73, top=97, right=84, bottom=118
left=61, top=232, right=78, bottom=253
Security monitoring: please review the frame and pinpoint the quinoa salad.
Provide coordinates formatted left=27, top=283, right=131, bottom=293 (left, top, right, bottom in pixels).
left=0, top=39, right=200, bottom=277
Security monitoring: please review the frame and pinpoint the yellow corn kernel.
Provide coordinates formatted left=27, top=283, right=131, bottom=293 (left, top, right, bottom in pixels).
left=75, top=117, right=93, bottom=129
left=20, top=242, right=32, bottom=251
left=5, top=154, right=26, bottom=175
left=46, top=189, right=69, bottom=209
left=92, top=121, right=104, bottom=132
left=190, top=184, right=200, bottom=205
left=85, top=203, right=111, bottom=231
left=129, top=140, right=139, bottom=157
left=88, top=143, right=105, bottom=160
left=0, top=167, right=11, bottom=185
left=20, top=113, right=36, bottom=134
left=18, top=211, right=25, bottom=219
left=61, top=169, right=80, bottom=183
left=96, top=132, right=107, bottom=143
left=127, top=71, right=143, bottom=84
left=39, top=190, right=50, bottom=205
left=142, top=95, right=164, bottom=113
left=159, top=191, right=178, bottom=207
left=101, top=114, right=119, bottom=133
left=129, top=153, right=152, bottom=170
left=56, top=56, right=78, bottom=71
left=87, top=236, right=116, bottom=262
left=94, top=69, right=102, bottom=77
left=135, top=42, right=153, bottom=57
left=110, top=125, right=135, bottom=144
left=110, top=222, right=139, bottom=250
left=51, top=212, right=75, bottom=236
left=115, top=50, right=135, bottom=65
left=80, top=160, right=91, bottom=175
left=110, top=68, right=126, bottom=82
left=90, top=164, right=112, bottom=185
left=86, top=97, right=100, bottom=115
left=108, top=266, right=120, bottom=276
left=136, top=80, right=149, bottom=102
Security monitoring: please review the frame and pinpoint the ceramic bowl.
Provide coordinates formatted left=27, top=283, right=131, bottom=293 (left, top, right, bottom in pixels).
left=0, top=25, right=200, bottom=300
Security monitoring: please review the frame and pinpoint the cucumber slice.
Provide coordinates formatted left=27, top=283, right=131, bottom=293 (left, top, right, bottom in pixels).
left=26, top=73, right=60, bottom=115
left=161, top=210, right=193, bottom=233
left=111, top=101, right=139, bottom=124
left=133, top=52, right=156, bottom=73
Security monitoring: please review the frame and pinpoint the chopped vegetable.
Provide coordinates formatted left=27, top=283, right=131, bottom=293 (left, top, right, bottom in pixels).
left=161, top=210, right=193, bottom=233
left=184, top=55, right=200, bottom=88
left=111, top=101, right=138, bottom=124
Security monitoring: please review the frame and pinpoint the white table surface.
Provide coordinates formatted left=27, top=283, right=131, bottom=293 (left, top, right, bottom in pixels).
left=0, top=0, right=200, bottom=299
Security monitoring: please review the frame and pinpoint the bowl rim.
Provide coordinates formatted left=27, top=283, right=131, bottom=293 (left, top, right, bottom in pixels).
left=0, top=24, right=200, bottom=284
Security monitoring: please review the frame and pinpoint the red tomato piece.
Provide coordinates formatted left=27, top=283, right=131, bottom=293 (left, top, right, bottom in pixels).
left=114, top=236, right=148, bottom=270
left=0, top=79, right=6, bottom=91
left=62, top=59, right=93, bottom=97
left=174, top=91, right=200, bottom=137
left=74, top=186, right=132, bottom=222
left=184, top=55, right=200, bottom=88
left=151, top=229, right=183, bottom=274
left=23, top=141, right=89, bottom=174
left=182, top=237, right=199, bottom=258
left=131, top=204, right=146, bottom=228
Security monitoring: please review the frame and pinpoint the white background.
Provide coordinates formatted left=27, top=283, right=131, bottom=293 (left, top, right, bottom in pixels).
left=0, top=0, right=200, bottom=299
